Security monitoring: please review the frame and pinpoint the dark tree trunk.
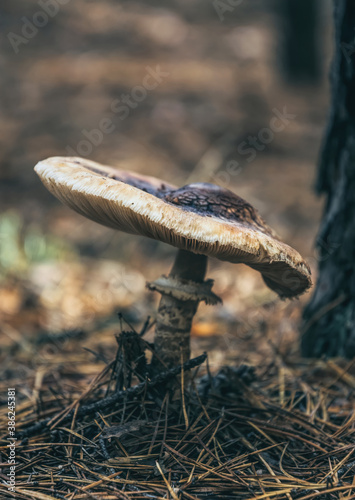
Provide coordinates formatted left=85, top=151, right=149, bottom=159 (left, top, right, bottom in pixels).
left=278, top=0, right=321, bottom=84
left=302, top=1, right=355, bottom=358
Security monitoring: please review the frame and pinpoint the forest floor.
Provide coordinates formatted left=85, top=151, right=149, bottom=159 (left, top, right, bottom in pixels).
left=0, top=326, right=354, bottom=499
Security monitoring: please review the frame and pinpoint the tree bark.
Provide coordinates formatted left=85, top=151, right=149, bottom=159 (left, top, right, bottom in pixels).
left=277, top=0, right=321, bottom=84
left=301, top=0, right=355, bottom=358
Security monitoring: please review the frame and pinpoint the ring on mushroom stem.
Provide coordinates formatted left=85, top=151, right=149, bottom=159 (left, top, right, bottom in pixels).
left=34, top=156, right=312, bottom=369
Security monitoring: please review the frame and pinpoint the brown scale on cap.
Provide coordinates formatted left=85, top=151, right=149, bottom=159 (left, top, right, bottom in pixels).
left=164, top=183, right=275, bottom=236
left=77, top=159, right=269, bottom=234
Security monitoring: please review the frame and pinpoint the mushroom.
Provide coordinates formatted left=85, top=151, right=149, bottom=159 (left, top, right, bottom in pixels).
left=34, top=156, right=312, bottom=368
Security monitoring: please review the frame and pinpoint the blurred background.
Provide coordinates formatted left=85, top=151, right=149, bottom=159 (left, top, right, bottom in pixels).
left=0, top=0, right=333, bottom=372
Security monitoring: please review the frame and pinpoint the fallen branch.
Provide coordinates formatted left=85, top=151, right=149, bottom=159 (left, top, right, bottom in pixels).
left=18, top=353, right=207, bottom=439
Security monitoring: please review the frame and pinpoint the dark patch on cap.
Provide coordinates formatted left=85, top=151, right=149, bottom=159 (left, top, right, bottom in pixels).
left=84, top=164, right=169, bottom=197
left=163, top=183, right=272, bottom=234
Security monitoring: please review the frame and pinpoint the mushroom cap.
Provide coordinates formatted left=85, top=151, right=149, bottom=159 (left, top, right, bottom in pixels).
left=34, top=156, right=312, bottom=298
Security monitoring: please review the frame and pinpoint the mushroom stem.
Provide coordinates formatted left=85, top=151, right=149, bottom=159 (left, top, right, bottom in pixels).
left=169, top=249, right=207, bottom=282
left=152, top=249, right=208, bottom=369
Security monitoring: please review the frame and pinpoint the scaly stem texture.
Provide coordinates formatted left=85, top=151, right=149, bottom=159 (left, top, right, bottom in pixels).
left=153, top=250, right=207, bottom=368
